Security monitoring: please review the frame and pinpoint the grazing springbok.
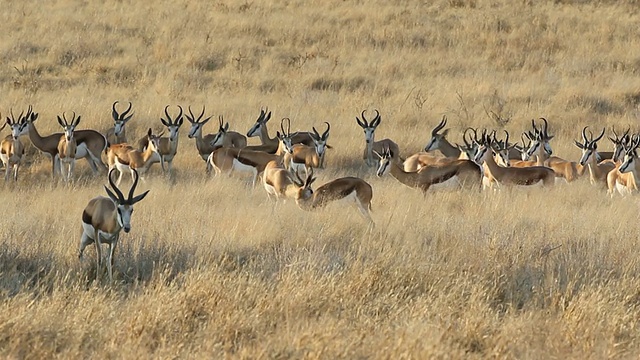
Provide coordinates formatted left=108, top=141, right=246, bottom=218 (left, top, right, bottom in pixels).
left=376, top=146, right=481, bottom=194
left=0, top=111, right=28, bottom=182
left=79, top=168, right=150, bottom=282
left=291, top=169, right=374, bottom=226
left=356, top=109, right=400, bottom=168
left=574, top=126, right=616, bottom=186
left=24, top=106, right=107, bottom=177
left=473, top=132, right=555, bottom=189
left=262, top=160, right=299, bottom=201
left=106, top=128, right=162, bottom=185
left=56, top=112, right=81, bottom=182
left=105, top=101, right=134, bottom=145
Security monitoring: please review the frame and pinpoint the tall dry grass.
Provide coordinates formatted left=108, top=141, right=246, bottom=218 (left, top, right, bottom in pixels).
left=1, top=0, right=640, bottom=358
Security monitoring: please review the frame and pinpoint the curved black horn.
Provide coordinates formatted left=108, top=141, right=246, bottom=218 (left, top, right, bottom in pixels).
left=108, top=169, right=125, bottom=203
left=594, top=128, right=605, bottom=143
left=322, top=122, right=330, bottom=138
left=582, top=126, right=589, bottom=143
left=503, top=130, right=510, bottom=147
left=128, top=169, right=140, bottom=201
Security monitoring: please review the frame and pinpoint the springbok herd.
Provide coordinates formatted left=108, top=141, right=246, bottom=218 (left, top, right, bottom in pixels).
left=1, top=102, right=638, bottom=281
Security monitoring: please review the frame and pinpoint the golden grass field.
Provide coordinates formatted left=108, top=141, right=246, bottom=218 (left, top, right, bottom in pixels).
left=1, top=0, right=640, bottom=358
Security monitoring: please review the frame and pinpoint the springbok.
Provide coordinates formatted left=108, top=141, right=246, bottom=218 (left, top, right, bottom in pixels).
left=79, top=168, right=150, bottom=282
left=281, top=119, right=331, bottom=173
left=0, top=110, right=28, bottom=182
left=376, top=146, right=481, bottom=194
left=56, top=112, right=81, bottom=182
left=245, top=108, right=317, bottom=153
left=574, top=126, right=616, bottom=185
left=602, top=126, right=630, bottom=162
left=404, top=127, right=480, bottom=172
left=473, top=132, right=555, bottom=189
left=526, top=118, right=584, bottom=182
left=138, top=105, right=185, bottom=174
left=356, top=109, right=400, bottom=168
left=608, top=136, right=640, bottom=196
left=291, top=169, right=374, bottom=225
left=105, top=101, right=134, bottom=145
left=262, top=160, right=299, bottom=201
left=208, top=120, right=292, bottom=186
left=24, top=106, right=107, bottom=177
left=186, top=106, right=247, bottom=166
left=106, top=128, right=162, bottom=185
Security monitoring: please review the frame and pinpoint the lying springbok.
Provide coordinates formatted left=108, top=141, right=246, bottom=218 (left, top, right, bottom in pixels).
left=356, top=109, right=400, bottom=168
left=376, top=146, right=481, bottom=194
left=574, top=126, right=616, bottom=186
left=291, top=169, right=374, bottom=226
left=57, top=112, right=81, bottom=182
left=0, top=110, right=28, bottom=181
left=105, top=101, right=134, bottom=145
left=106, top=128, right=162, bottom=185
left=79, top=168, right=150, bottom=282
left=473, top=132, right=555, bottom=189
left=186, top=106, right=246, bottom=166
left=24, top=106, right=107, bottom=177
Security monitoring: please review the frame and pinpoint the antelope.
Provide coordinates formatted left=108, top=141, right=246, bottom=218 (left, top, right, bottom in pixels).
left=185, top=106, right=215, bottom=162
left=356, top=109, right=400, bottom=168
left=79, top=168, right=150, bottom=282
left=262, top=160, right=299, bottom=201
left=375, top=146, right=482, bottom=194
left=403, top=127, right=479, bottom=172
left=473, top=133, right=555, bottom=189
left=424, top=116, right=521, bottom=160
left=574, top=126, right=616, bottom=185
left=138, top=105, right=184, bottom=174
left=291, top=169, right=374, bottom=225
left=527, top=118, right=584, bottom=182
left=281, top=119, right=330, bottom=173
left=106, top=128, right=162, bottom=185
left=0, top=111, right=28, bottom=181
left=24, top=106, right=107, bottom=177
left=208, top=119, right=292, bottom=186
left=607, top=136, right=640, bottom=196
left=602, top=126, right=630, bottom=162
left=56, top=112, right=81, bottom=182
left=105, top=101, right=134, bottom=145
left=245, top=108, right=317, bottom=153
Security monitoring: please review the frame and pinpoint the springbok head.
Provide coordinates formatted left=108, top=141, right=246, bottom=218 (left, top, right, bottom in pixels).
left=57, top=111, right=81, bottom=142
left=424, top=115, right=449, bottom=152
left=356, top=109, right=381, bottom=145
left=186, top=106, right=213, bottom=139
left=574, top=126, right=605, bottom=166
left=104, top=168, right=150, bottom=233
left=161, top=105, right=184, bottom=141
left=246, top=108, right=272, bottom=138
left=112, top=101, right=134, bottom=137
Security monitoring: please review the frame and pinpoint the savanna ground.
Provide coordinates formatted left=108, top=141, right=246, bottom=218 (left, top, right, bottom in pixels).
left=1, top=0, right=640, bottom=358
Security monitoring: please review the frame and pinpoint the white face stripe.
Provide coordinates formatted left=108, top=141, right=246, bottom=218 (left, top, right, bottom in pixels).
left=247, top=122, right=262, bottom=137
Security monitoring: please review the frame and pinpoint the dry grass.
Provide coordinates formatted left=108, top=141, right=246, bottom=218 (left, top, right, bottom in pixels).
left=1, top=0, right=640, bottom=358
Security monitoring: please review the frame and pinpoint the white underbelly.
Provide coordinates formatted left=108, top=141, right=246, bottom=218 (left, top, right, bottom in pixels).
left=75, top=143, right=89, bottom=159
left=114, top=158, right=132, bottom=172
left=82, top=222, right=118, bottom=244
left=232, top=159, right=257, bottom=175
left=289, top=161, right=306, bottom=174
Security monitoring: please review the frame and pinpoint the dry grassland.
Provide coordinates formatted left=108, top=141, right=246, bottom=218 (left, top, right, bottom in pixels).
left=1, top=0, right=640, bottom=358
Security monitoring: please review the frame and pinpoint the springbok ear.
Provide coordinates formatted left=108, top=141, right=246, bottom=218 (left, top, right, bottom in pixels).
left=160, top=118, right=169, bottom=127
left=147, top=128, right=152, bottom=137
left=441, top=129, right=449, bottom=136
left=132, top=190, right=150, bottom=204
left=176, top=117, right=184, bottom=126
left=224, top=123, right=229, bottom=131
left=57, top=116, right=65, bottom=127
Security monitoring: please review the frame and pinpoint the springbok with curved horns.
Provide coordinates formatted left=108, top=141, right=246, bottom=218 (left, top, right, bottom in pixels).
left=291, top=169, right=374, bottom=226
left=79, top=168, right=150, bottom=282
left=574, top=126, right=615, bottom=185
left=0, top=110, right=28, bottom=182
left=186, top=106, right=246, bottom=164
left=57, top=112, right=81, bottom=182
left=245, top=108, right=316, bottom=153
left=281, top=118, right=331, bottom=173
left=356, top=109, right=400, bottom=168
left=138, top=105, right=185, bottom=174
left=608, top=135, right=640, bottom=196
left=105, top=101, right=134, bottom=145
left=107, top=128, right=163, bottom=185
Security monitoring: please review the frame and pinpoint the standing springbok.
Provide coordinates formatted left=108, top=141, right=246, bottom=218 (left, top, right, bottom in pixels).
left=291, top=169, right=374, bottom=225
left=79, top=168, right=150, bottom=282
left=24, top=106, right=107, bottom=177
left=404, top=127, right=480, bottom=172
left=138, top=105, right=184, bottom=174
left=608, top=136, right=640, bottom=196
left=574, top=126, right=616, bottom=186
left=105, top=101, right=134, bottom=145
left=281, top=119, right=331, bottom=173
left=0, top=110, right=28, bottom=182
left=356, top=109, right=400, bottom=168
left=262, top=160, right=299, bottom=201
left=57, top=112, right=81, bottom=182
left=106, top=128, right=162, bottom=185
left=245, top=108, right=319, bottom=153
